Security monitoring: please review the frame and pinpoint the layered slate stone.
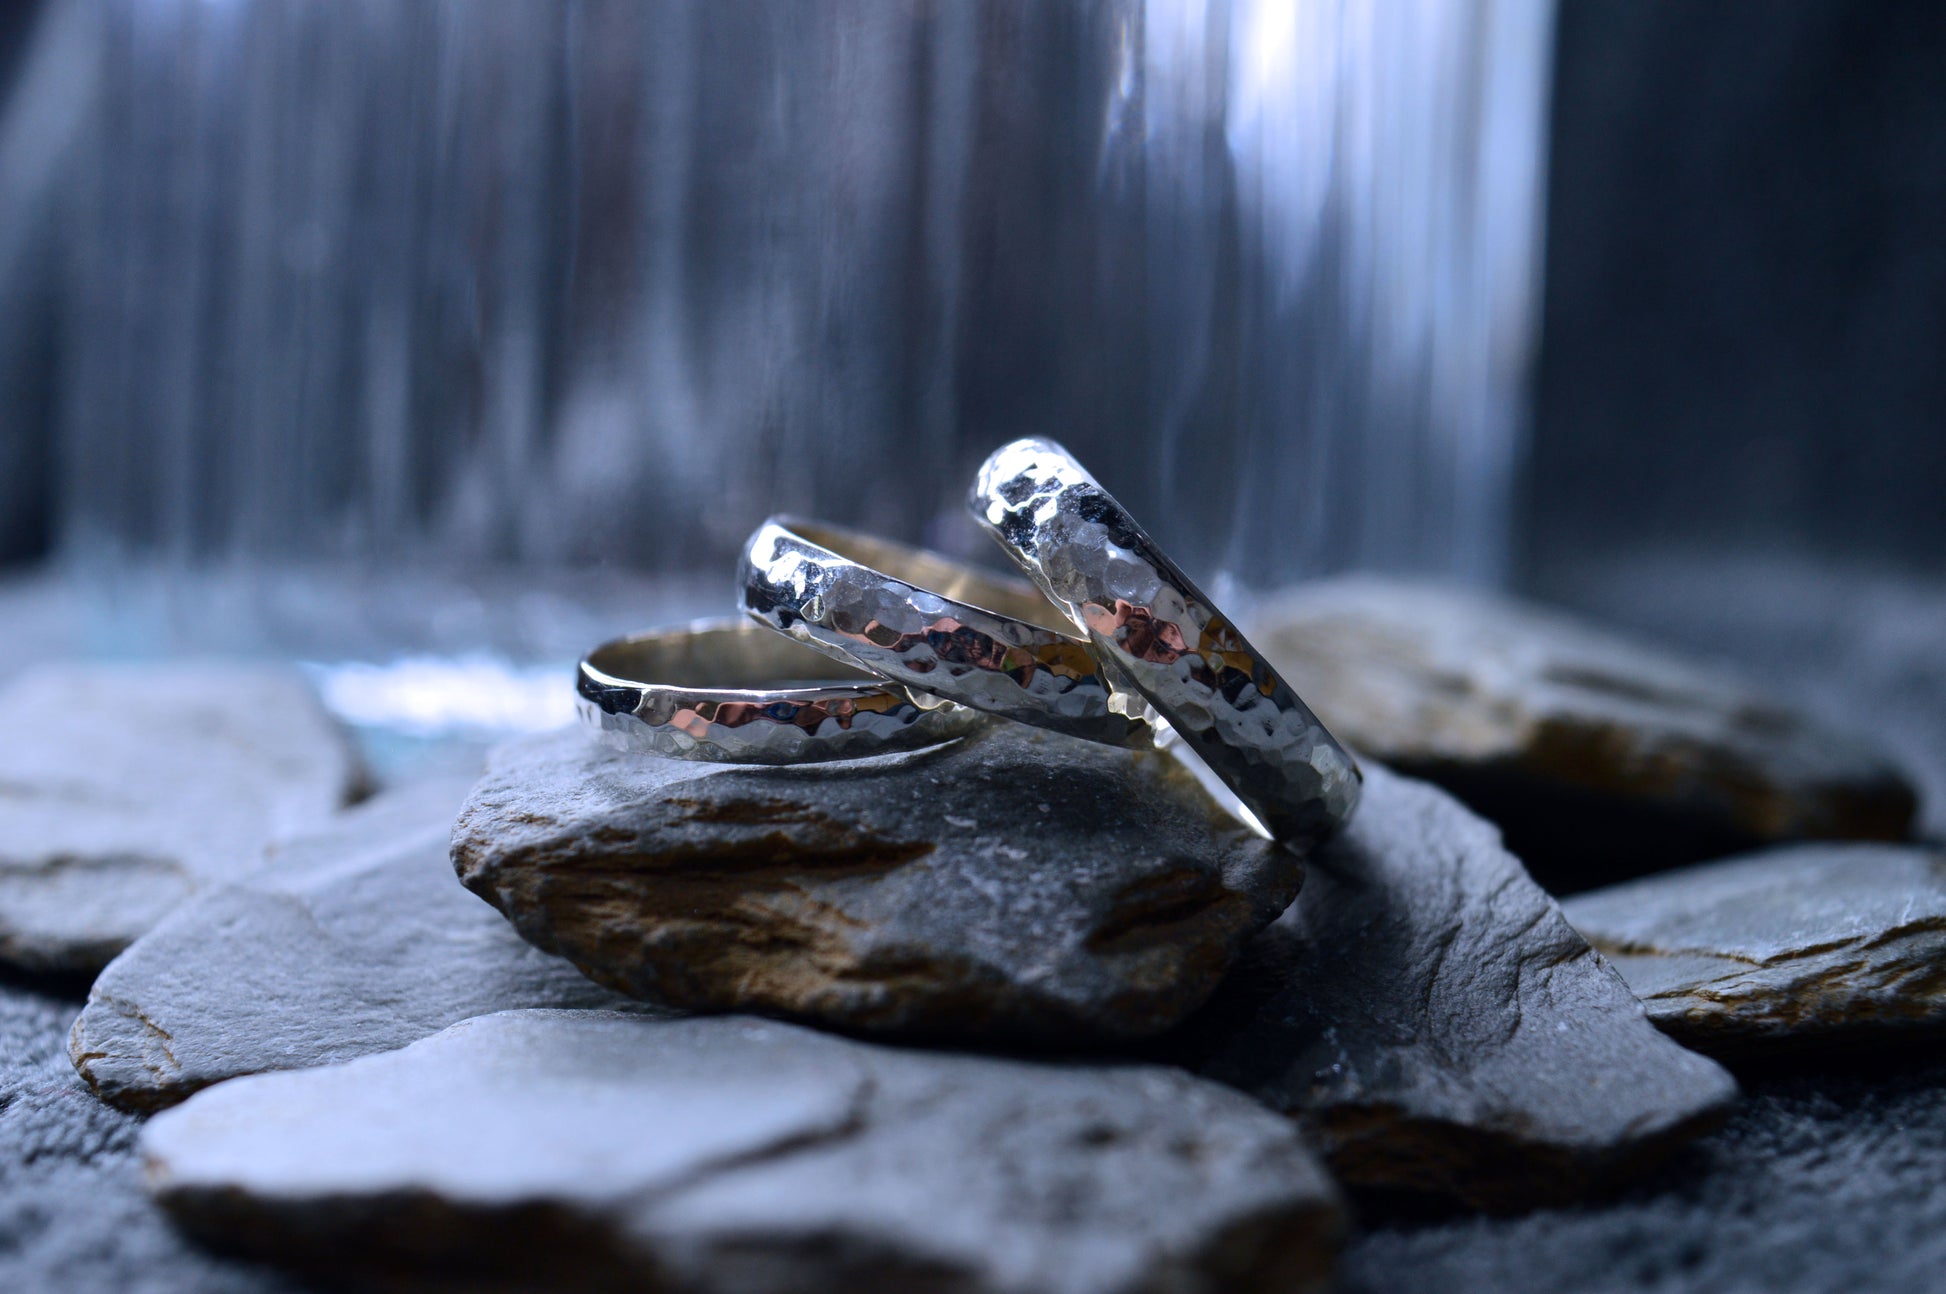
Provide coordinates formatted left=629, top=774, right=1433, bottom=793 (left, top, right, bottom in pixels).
left=1247, top=578, right=1917, bottom=889
left=1564, top=843, right=1946, bottom=1056
left=144, top=1010, right=1344, bottom=1294
left=70, top=780, right=643, bottom=1112
left=0, top=662, right=365, bottom=972
left=452, top=725, right=1301, bottom=1041
left=1152, top=764, right=1738, bottom=1210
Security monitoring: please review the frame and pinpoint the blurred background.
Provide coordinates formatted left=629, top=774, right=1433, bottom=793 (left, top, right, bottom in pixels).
left=0, top=0, right=1940, bottom=772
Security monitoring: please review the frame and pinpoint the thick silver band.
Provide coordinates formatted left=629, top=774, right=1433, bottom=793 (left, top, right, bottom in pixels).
left=739, top=517, right=1155, bottom=747
left=969, top=438, right=1361, bottom=844
left=577, top=620, right=983, bottom=763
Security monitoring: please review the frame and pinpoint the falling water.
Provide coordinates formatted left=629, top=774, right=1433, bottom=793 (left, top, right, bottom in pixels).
left=11, top=0, right=1554, bottom=659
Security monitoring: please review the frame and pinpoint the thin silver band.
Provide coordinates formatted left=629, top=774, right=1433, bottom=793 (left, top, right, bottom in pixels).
left=739, top=517, right=1155, bottom=747
left=969, top=438, right=1361, bottom=844
left=577, top=619, right=983, bottom=763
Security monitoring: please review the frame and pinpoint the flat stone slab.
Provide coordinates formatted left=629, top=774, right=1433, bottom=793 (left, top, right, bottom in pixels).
left=144, top=1009, right=1344, bottom=1294
left=0, top=662, right=365, bottom=972
left=1152, top=764, right=1738, bottom=1210
left=1564, top=843, right=1946, bottom=1057
left=453, top=725, right=1301, bottom=1041
left=1248, top=578, right=1917, bottom=889
left=69, top=778, right=644, bottom=1112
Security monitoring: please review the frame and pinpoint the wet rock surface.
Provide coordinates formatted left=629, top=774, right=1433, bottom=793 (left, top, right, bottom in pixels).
left=0, top=663, right=365, bottom=972
left=1151, top=764, right=1738, bottom=1209
left=1564, top=843, right=1946, bottom=1057
left=144, top=1009, right=1344, bottom=1294
left=68, top=780, right=645, bottom=1114
left=452, top=725, right=1301, bottom=1041
left=1247, top=578, right=1918, bottom=889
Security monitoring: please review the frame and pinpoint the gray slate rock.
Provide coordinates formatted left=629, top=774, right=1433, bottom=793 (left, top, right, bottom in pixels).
left=1564, top=843, right=1946, bottom=1057
left=144, top=1009, right=1344, bottom=1294
left=68, top=779, right=644, bottom=1113
left=0, top=662, right=365, bottom=972
left=1248, top=578, right=1917, bottom=889
left=452, top=725, right=1301, bottom=1041
left=8, top=963, right=1939, bottom=1294
left=1152, top=764, right=1738, bottom=1210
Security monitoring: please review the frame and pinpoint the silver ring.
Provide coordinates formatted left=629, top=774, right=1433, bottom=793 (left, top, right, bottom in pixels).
left=577, top=619, right=983, bottom=763
left=740, top=517, right=1155, bottom=747
left=969, top=438, right=1361, bottom=844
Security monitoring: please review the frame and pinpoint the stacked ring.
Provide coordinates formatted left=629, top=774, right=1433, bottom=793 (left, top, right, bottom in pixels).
left=576, top=620, right=983, bottom=763
left=575, top=441, right=1358, bottom=846
left=969, top=437, right=1361, bottom=845
left=739, top=517, right=1154, bottom=747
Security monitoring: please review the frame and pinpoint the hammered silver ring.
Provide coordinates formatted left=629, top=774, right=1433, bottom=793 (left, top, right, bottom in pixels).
left=739, top=517, right=1154, bottom=747
left=577, top=619, right=984, bottom=763
left=969, top=437, right=1361, bottom=844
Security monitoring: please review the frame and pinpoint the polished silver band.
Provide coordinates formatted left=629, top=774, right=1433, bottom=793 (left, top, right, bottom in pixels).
left=969, top=438, right=1361, bottom=844
left=577, top=619, right=983, bottom=763
left=739, top=517, right=1154, bottom=747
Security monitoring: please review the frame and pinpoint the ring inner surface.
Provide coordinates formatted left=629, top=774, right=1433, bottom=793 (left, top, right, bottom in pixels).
left=786, top=519, right=1072, bottom=636
left=587, top=624, right=886, bottom=693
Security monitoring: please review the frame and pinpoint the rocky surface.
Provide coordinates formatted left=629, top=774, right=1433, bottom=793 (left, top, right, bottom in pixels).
left=453, top=724, right=1301, bottom=1041
left=1247, top=578, right=1918, bottom=889
left=1, top=565, right=1940, bottom=1294
left=0, top=976, right=299, bottom=1293
left=0, top=662, right=365, bottom=972
left=68, top=780, right=646, bottom=1113
left=1546, top=553, right=1946, bottom=844
left=1338, top=1049, right=1946, bottom=1294
left=144, top=1009, right=1344, bottom=1294
left=1151, top=764, right=1738, bottom=1209
left=6, top=967, right=1945, bottom=1294
left=1564, top=843, right=1946, bottom=1056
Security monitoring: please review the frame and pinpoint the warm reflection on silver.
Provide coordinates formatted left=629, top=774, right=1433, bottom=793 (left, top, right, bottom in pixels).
left=740, top=518, right=1154, bottom=747
left=577, top=620, right=982, bottom=763
left=970, top=438, right=1361, bottom=844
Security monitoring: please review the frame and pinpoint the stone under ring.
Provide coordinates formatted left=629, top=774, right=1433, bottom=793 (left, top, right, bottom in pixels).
left=969, top=437, right=1362, bottom=844
left=576, top=619, right=984, bottom=763
left=739, top=517, right=1155, bottom=748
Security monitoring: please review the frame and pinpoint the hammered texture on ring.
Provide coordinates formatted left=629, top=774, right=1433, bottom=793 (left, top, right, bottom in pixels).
left=740, top=517, right=1154, bottom=747
left=577, top=619, right=983, bottom=763
left=970, top=437, right=1361, bottom=844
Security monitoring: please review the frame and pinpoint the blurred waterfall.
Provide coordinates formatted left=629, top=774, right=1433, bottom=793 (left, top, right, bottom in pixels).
left=12, top=0, right=1554, bottom=657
